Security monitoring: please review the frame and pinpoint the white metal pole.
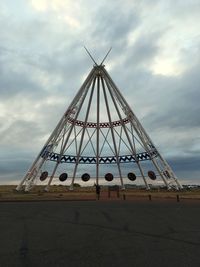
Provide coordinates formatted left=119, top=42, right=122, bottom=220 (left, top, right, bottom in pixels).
left=16, top=68, right=95, bottom=191
left=96, top=75, right=100, bottom=185
left=70, top=76, right=96, bottom=188
left=104, top=68, right=181, bottom=189
left=103, top=75, right=150, bottom=189
left=45, top=70, right=95, bottom=190
left=101, top=76, right=124, bottom=189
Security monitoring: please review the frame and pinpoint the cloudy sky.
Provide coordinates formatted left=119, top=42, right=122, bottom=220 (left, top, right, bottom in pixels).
left=0, top=0, right=200, bottom=185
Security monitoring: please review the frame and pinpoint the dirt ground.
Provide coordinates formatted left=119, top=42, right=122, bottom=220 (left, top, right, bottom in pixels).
left=0, top=185, right=200, bottom=202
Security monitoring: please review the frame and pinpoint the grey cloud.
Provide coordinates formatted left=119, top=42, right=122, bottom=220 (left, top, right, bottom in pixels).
left=0, top=68, right=44, bottom=100
left=0, top=159, right=30, bottom=176
left=0, top=48, right=50, bottom=100
left=142, top=63, right=200, bottom=129
left=0, top=120, right=44, bottom=148
left=0, top=157, right=33, bottom=183
left=0, top=147, right=34, bottom=182
left=110, top=32, right=163, bottom=93
left=126, top=32, right=163, bottom=65
left=89, top=1, right=140, bottom=53
left=95, top=11, right=138, bottom=41
left=168, top=155, right=200, bottom=174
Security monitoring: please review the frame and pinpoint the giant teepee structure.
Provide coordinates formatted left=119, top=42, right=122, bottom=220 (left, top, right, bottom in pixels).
left=16, top=50, right=182, bottom=192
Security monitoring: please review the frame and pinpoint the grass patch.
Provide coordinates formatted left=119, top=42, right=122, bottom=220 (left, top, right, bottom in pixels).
left=0, top=185, right=200, bottom=201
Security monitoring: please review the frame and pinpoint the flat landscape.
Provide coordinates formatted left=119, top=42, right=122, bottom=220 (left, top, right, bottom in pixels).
left=0, top=185, right=200, bottom=202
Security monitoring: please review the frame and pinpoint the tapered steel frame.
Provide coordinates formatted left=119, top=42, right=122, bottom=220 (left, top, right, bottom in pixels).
left=16, top=64, right=182, bottom=191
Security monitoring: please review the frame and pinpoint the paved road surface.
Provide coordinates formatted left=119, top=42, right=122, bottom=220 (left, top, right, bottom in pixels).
left=0, top=200, right=200, bottom=267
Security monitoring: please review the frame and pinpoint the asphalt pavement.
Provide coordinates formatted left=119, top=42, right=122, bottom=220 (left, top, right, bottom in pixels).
left=0, top=200, right=200, bottom=267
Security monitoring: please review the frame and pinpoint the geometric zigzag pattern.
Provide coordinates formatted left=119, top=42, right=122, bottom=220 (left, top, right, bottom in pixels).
left=40, top=149, right=158, bottom=164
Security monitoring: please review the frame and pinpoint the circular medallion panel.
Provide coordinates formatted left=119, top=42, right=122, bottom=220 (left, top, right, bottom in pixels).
left=40, top=171, right=48, bottom=181
left=59, top=173, right=68, bottom=182
left=127, top=172, right=136, bottom=181
left=82, top=173, right=90, bottom=182
left=148, top=171, right=156, bottom=180
left=105, top=173, right=114, bottom=181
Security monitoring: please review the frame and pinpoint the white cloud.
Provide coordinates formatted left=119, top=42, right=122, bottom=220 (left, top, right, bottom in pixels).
left=30, top=0, right=71, bottom=12
left=30, top=0, right=83, bottom=30
left=30, top=0, right=48, bottom=11
left=127, top=0, right=200, bottom=76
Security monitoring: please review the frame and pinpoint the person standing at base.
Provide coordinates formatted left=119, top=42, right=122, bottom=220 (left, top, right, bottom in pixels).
left=94, top=183, right=101, bottom=200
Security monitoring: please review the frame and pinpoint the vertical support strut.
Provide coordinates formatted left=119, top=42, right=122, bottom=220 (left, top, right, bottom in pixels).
left=70, top=76, right=96, bottom=188
left=103, top=74, right=150, bottom=189
left=96, top=75, right=100, bottom=185
left=45, top=70, right=95, bottom=191
left=16, top=67, right=96, bottom=191
left=16, top=112, right=68, bottom=191
left=101, top=76, right=124, bottom=189
left=103, top=67, right=181, bottom=189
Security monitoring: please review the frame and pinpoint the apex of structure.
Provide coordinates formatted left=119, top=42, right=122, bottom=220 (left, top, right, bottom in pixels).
left=84, top=46, right=112, bottom=67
